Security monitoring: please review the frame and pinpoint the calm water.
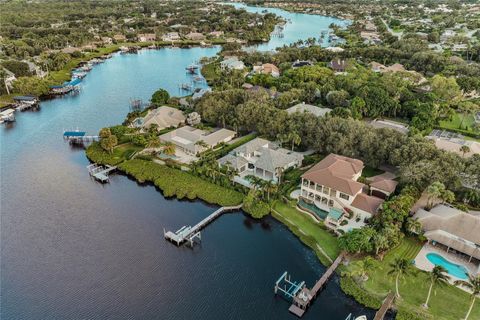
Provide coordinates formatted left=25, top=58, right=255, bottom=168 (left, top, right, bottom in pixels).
left=1, top=4, right=375, bottom=320
left=228, top=2, right=350, bottom=51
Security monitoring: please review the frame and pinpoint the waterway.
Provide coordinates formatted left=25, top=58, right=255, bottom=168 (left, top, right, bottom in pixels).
left=1, top=4, right=376, bottom=320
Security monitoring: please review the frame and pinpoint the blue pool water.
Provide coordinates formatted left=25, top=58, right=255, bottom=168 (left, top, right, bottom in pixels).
left=426, top=253, right=469, bottom=279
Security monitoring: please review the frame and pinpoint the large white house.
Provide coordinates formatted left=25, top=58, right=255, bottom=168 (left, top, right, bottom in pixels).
left=159, top=126, right=235, bottom=156
left=299, top=154, right=394, bottom=230
left=218, top=137, right=303, bottom=186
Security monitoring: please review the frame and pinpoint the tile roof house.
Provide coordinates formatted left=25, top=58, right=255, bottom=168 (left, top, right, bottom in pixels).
left=160, top=126, right=235, bottom=155
left=300, top=154, right=396, bottom=230
left=220, top=56, right=245, bottom=70
left=286, top=102, right=332, bottom=118
left=185, top=32, right=206, bottom=41
left=138, top=33, right=156, bottom=42
left=218, top=137, right=303, bottom=186
left=414, top=204, right=480, bottom=269
left=133, top=106, right=185, bottom=131
left=253, top=63, right=280, bottom=77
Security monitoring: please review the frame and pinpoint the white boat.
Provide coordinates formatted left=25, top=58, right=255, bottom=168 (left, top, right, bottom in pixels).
left=345, top=314, right=367, bottom=320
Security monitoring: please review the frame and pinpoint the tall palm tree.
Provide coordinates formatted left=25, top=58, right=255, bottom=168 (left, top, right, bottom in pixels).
left=405, top=218, right=422, bottom=235
left=423, top=266, right=450, bottom=308
left=147, top=135, right=160, bottom=148
left=163, top=142, right=176, bottom=156
left=388, top=258, right=414, bottom=298
left=245, top=175, right=265, bottom=196
left=455, top=275, right=480, bottom=320
left=288, top=132, right=301, bottom=151
left=426, top=181, right=445, bottom=209
left=460, top=145, right=471, bottom=157
left=263, top=180, right=278, bottom=201
left=347, top=257, right=376, bottom=281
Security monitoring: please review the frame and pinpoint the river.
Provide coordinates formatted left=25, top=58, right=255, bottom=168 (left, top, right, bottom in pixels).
left=0, top=3, right=376, bottom=320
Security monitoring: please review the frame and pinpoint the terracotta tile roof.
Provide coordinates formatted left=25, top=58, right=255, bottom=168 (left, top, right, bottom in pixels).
left=302, top=154, right=364, bottom=196
left=370, top=177, right=398, bottom=193
left=351, top=193, right=384, bottom=214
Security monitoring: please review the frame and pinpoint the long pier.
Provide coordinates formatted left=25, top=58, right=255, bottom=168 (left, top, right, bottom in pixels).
left=164, top=204, right=243, bottom=246
left=63, top=130, right=99, bottom=143
left=276, top=252, right=345, bottom=318
left=373, top=292, right=395, bottom=320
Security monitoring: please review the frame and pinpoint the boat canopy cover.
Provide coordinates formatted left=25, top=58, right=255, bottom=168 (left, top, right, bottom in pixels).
left=63, top=131, right=86, bottom=137
left=13, top=95, right=37, bottom=101
left=65, top=78, right=82, bottom=86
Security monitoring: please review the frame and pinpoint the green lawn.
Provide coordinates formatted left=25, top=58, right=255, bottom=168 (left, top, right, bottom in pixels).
left=86, top=142, right=143, bottom=165
left=272, top=201, right=340, bottom=266
left=439, top=113, right=476, bottom=131
left=347, top=238, right=480, bottom=320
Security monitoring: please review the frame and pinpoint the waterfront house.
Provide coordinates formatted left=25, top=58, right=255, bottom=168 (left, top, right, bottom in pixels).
left=220, top=56, right=245, bottom=70
left=101, top=37, right=113, bottom=44
left=113, top=34, right=127, bottom=42
left=208, top=31, right=224, bottom=38
left=133, top=106, right=185, bottom=131
left=413, top=204, right=480, bottom=274
left=162, top=32, right=180, bottom=42
left=253, top=63, right=280, bottom=77
left=138, top=33, right=156, bottom=42
left=218, top=137, right=303, bottom=186
left=159, top=126, right=235, bottom=156
left=299, top=154, right=394, bottom=230
left=286, top=102, right=331, bottom=118
left=185, top=32, right=206, bottom=41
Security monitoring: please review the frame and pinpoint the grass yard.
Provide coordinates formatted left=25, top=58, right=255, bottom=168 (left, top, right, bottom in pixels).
left=347, top=238, right=480, bottom=320
left=272, top=201, right=340, bottom=266
left=439, top=113, right=476, bottom=131
left=86, top=142, right=143, bottom=165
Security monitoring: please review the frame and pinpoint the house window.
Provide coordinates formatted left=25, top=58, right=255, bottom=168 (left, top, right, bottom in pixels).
left=330, top=189, right=336, bottom=197
left=323, top=186, right=330, bottom=195
left=339, top=193, right=349, bottom=201
left=315, top=184, right=322, bottom=192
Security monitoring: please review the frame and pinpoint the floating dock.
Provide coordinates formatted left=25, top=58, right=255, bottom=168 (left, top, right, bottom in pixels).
left=164, top=204, right=243, bottom=246
left=275, top=252, right=345, bottom=317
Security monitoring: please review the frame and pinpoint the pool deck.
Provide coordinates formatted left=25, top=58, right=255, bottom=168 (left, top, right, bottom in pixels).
left=414, top=243, right=479, bottom=288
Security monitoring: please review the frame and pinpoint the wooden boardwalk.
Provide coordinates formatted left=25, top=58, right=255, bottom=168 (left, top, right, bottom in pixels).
left=164, top=204, right=243, bottom=246
left=373, top=292, right=395, bottom=320
left=281, top=252, right=345, bottom=317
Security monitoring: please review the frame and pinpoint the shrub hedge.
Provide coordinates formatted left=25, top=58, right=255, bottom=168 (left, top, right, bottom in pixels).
left=118, top=159, right=244, bottom=206
left=340, top=276, right=382, bottom=309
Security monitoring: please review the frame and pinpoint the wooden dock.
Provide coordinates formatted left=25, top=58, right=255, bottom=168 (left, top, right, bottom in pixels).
left=373, top=292, right=395, bottom=320
left=87, top=164, right=117, bottom=183
left=164, top=204, right=242, bottom=246
left=63, top=130, right=99, bottom=143
left=276, top=252, right=345, bottom=318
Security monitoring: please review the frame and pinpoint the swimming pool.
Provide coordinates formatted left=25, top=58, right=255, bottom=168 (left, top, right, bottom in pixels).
left=426, top=253, right=469, bottom=279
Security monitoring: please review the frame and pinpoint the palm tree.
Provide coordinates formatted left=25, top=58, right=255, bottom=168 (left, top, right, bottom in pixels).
left=373, top=232, right=389, bottom=256
left=288, top=132, right=301, bottom=151
left=455, top=275, right=480, bottom=320
left=405, top=218, right=422, bottom=235
left=388, top=258, right=414, bottom=298
left=423, top=266, right=450, bottom=308
left=163, top=142, right=176, bottom=156
left=195, top=139, right=209, bottom=152
left=263, top=180, right=278, bottom=201
left=347, top=257, right=376, bottom=281
left=245, top=175, right=265, bottom=194
left=147, top=135, right=160, bottom=148
left=460, top=145, right=471, bottom=157
left=426, top=181, right=445, bottom=209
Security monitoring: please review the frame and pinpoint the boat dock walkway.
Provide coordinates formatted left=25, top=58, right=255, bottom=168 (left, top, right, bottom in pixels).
left=373, top=292, right=395, bottom=320
left=87, top=164, right=117, bottom=183
left=164, top=204, right=243, bottom=246
left=276, top=252, right=346, bottom=318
